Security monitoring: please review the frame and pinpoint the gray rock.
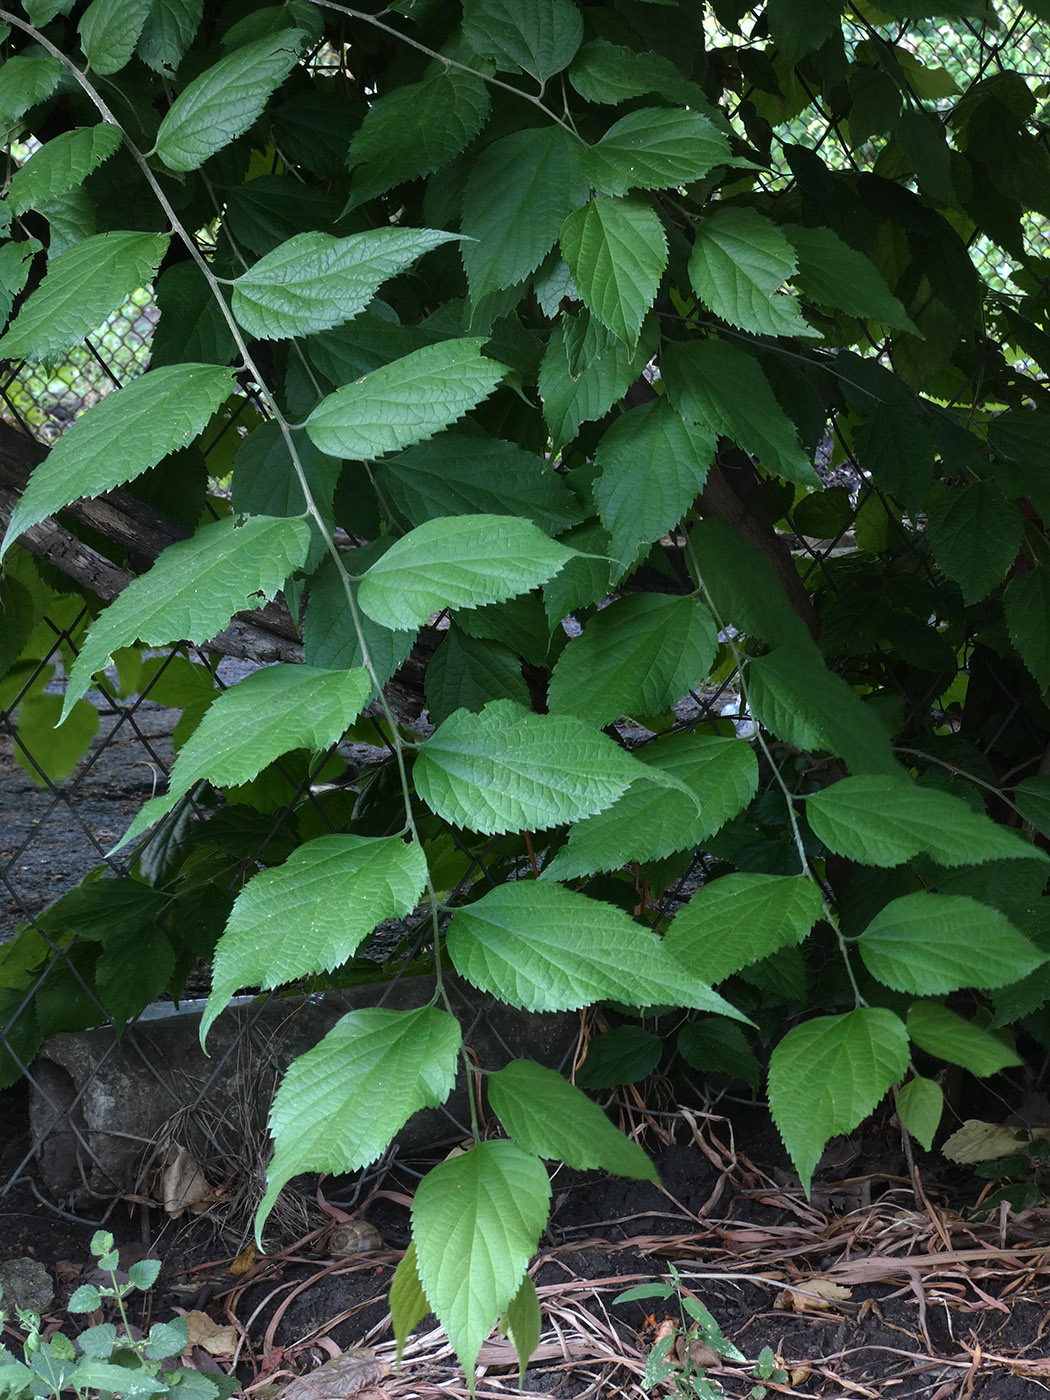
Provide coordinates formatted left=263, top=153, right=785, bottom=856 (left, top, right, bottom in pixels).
left=0, top=1257, right=54, bottom=1314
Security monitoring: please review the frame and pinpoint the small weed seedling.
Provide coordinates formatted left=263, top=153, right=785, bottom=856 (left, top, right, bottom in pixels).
left=615, top=1264, right=788, bottom=1399
left=0, top=1230, right=238, bottom=1400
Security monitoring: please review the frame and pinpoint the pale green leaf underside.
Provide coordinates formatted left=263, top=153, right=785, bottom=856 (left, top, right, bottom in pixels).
left=447, top=880, right=746, bottom=1018
left=689, top=206, right=815, bottom=340
left=356, top=513, right=574, bottom=630
left=231, top=228, right=457, bottom=340
left=786, top=224, right=918, bottom=332
left=593, top=399, right=716, bottom=577
left=501, top=1274, right=542, bottom=1388
left=304, top=339, right=506, bottom=460
left=0, top=230, right=168, bottom=365
left=906, top=1002, right=1021, bottom=1077
left=258, top=1006, right=461, bottom=1236
left=155, top=28, right=304, bottom=172
left=664, top=874, right=823, bottom=985
left=858, top=892, right=1045, bottom=994
left=461, top=124, right=589, bottom=302
left=587, top=107, right=736, bottom=195
left=8, top=123, right=122, bottom=215
left=414, top=698, right=650, bottom=834
left=2, top=364, right=235, bottom=555
left=116, top=665, right=372, bottom=850
left=662, top=338, right=819, bottom=486
left=542, top=732, right=757, bottom=882
left=204, top=834, right=429, bottom=1042
left=547, top=593, right=717, bottom=726
left=768, top=1008, right=910, bottom=1192
left=413, top=1141, right=551, bottom=1379
left=63, top=515, right=312, bottom=721
left=391, top=1242, right=430, bottom=1365
left=560, top=194, right=667, bottom=345
left=489, top=1059, right=656, bottom=1180
left=806, top=775, right=1040, bottom=868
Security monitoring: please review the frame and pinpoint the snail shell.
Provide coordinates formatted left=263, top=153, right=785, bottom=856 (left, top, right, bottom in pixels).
left=325, top=1219, right=384, bottom=1257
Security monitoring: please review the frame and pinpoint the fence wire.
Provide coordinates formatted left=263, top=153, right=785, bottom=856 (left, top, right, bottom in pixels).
left=2, top=8, right=1049, bottom=1222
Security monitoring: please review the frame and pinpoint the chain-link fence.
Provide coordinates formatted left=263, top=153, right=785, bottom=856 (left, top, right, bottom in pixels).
left=3, top=7, right=1050, bottom=1226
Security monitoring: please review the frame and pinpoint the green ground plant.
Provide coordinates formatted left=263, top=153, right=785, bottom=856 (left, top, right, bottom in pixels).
left=4, top=0, right=1050, bottom=1384
left=0, top=1230, right=238, bottom=1400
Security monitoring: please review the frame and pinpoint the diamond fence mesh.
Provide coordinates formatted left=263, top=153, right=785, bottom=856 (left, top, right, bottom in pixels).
left=2, top=9, right=1049, bottom=1221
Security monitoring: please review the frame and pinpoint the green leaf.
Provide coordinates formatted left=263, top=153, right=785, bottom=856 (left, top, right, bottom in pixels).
left=490, top=1059, right=656, bottom=1178
left=1005, top=564, right=1050, bottom=690
left=63, top=515, right=312, bottom=721
left=689, top=207, right=814, bottom=340
left=137, top=0, right=203, bottom=75
left=79, top=0, right=152, bottom=74
left=14, top=695, right=98, bottom=786
left=347, top=67, right=490, bottom=208
left=391, top=1242, right=431, bottom=1364
left=2, top=365, right=235, bottom=554
left=204, top=835, right=430, bottom=1041
left=500, top=1273, right=541, bottom=1388
left=96, top=924, right=176, bottom=1027
left=356, top=514, right=573, bottom=630
left=305, top=340, right=506, bottom=460
left=569, top=39, right=712, bottom=109
left=302, top=549, right=416, bottom=687
left=747, top=644, right=899, bottom=776
left=575, top=1026, right=662, bottom=1089
left=765, top=0, right=842, bottom=63
left=0, top=231, right=168, bottom=365
left=662, top=338, right=819, bottom=486
left=231, top=229, right=458, bottom=340
left=897, top=106, right=955, bottom=207
left=896, top=1076, right=942, bottom=1151
left=548, top=594, right=716, bottom=726
left=768, top=1009, right=910, bottom=1193
left=462, top=0, right=584, bottom=81
left=587, top=107, right=736, bottom=195
left=1012, top=776, right=1050, bottom=839
left=812, top=775, right=1042, bottom=868
left=688, top=516, right=812, bottom=650
left=116, top=665, right=371, bottom=849
left=8, top=124, right=122, bottom=216
left=542, top=732, right=757, bottom=882
left=257, top=1006, right=461, bottom=1235
left=925, top=481, right=1023, bottom=604
left=461, top=126, right=589, bottom=302
left=858, top=892, right=1045, bottom=994
left=425, top=629, right=531, bottom=725
left=593, top=400, right=715, bottom=578
left=538, top=311, right=657, bottom=449
left=677, top=1019, right=760, bottom=1087
left=906, top=1002, right=1021, bottom=1076
left=786, top=225, right=918, bottom=333
left=0, top=55, right=61, bottom=123
left=231, top=421, right=341, bottom=532
left=378, top=434, right=583, bottom=535
left=155, top=28, right=304, bottom=172
left=447, top=880, right=745, bottom=1017
left=414, top=698, right=649, bottom=834
left=664, top=875, right=822, bottom=985
left=412, top=1141, right=551, bottom=1379
left=560, top=195, right=667, bottom=346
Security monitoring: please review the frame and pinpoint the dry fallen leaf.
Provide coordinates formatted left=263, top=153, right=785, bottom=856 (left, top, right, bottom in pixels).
left=230, top=1244, right=258, bottom=1275
left=273, top=1349, right=388, bottom=1400
left=776, top=1278, right=852, bottom=1313
left=674, top=1337, right=722, bottom=1369
left=941, top=1119, right=1050, bottom=1164
left=185, top=1310, right=237, bottom=1358
left=54, top=1260, right=81, bottom=1283
left=155, top=1141, right=220, bottom=1217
